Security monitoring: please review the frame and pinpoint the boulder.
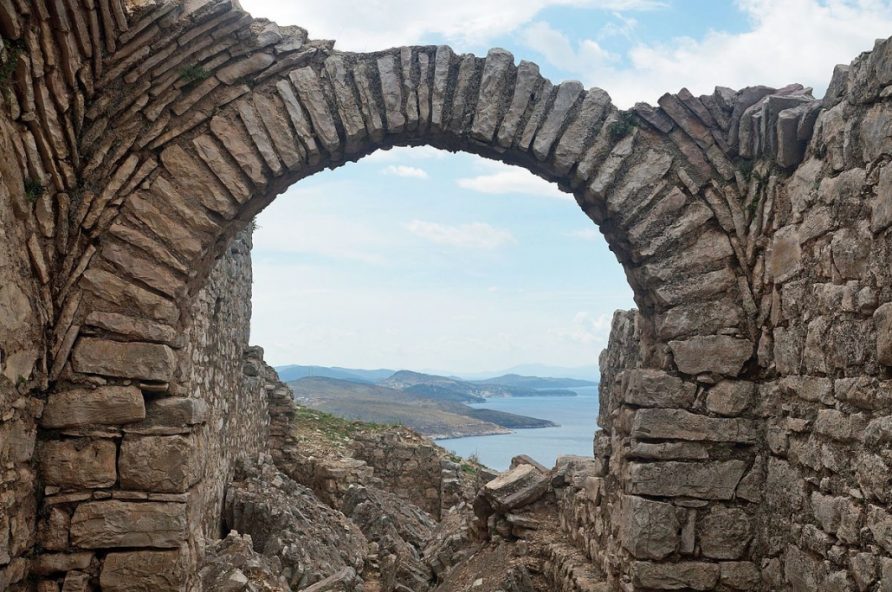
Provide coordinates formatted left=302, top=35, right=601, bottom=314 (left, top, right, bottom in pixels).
left=483, top=464, right=550, bottom=512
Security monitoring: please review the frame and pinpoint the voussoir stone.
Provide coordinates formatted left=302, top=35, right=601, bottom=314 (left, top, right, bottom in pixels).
left=483, top=464, right=549, bottom=512
left=41, top=386, right=145, bottom=429
left=100, top=550, right=184, bottom=592
left=40, top=439, right=117, bottom=489
left=669, top=335, right=753, bottom=376
left=70, top=501, right=187, bottom=548
left=71, top=338, right=176, bottom=382
left=119, top=434, right=202, bottom=493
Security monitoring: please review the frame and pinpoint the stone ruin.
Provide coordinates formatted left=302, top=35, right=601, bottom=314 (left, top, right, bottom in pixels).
left=0, top=0, right=890, bottom=589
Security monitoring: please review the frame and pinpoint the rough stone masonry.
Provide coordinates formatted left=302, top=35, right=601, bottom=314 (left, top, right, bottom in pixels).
left=0, top=0, right=890, bottom=589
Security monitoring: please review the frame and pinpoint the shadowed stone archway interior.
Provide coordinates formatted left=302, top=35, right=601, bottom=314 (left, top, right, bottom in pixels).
left=0, top=0, right=891, bottom=590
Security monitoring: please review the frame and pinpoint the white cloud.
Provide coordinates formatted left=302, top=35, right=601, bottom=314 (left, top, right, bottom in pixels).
left=457, top=162, right=570, bottom=199
left=405, top=220, right=516, bottom=249
left=520, top=21, right=619, bottom=75
left=240, top=0, right=663, bottom=51
left=383, top=165, right=430, bottom=179
left=521, top=0, right=892, bottom=107
left=363, top=145, right=450, bottom=163
left=554, top=311, right=613, bottom=345
left=568, top=228, right=602, bottom=242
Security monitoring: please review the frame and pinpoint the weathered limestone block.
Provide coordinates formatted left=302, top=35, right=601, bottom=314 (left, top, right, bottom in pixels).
left=699, top=507, right=752, bottom=559
left=629, top=440, right=709, bottom=461
left=377, top=53, right=405, bottom=133
left=39, top=507, right=70, bottom=551
left=41, top=386, right=145, bottom=428
left=471, top=48, right=514, bottom=142
left=814, top=409, right=868, bottom=442
left=119, top=434, right=202, bottom=492
left=629, top=460, right=747, bottom=500
left=631, top=561, right=720, bottom=591
left=140, top=397, right=208, bottom=428
left=70, top=501, right=187, bottom=548
left=631, top=409, right=757, bottom=444
left=217, top=52, right=274, bottom=84
left=81, top=268, right=180, bottom=324
left=192, top=134, right=252, bottom=203
left=39, top=439, right=117, bottom=489
left=288, top=67, right=340, bottom=153
left=622, top=369, right=696, bottom=408
left=71, top=338, right=176, bottom=381
left=619, top=495, right=681, bottom=560
left=483, top=464, right=549, bottom=512
left=324, top=55, right=366, bottom=147
left=875, top=302, right=892, bottom=366
left=532, top=80, right=584, bottom=161
left=668, top=336, right=752, bottom=376
left=553, top=88, right=611, bottom=174
left=32, top=552, right=94, bottom=575
left=766, top=226, right=802, bottom=283
left=720, top=562, right=761, bottom=590
left=497, top=60, right=541, bottom=148
left=99, top=550, right=184, bottom=592
left=705, top=381, right=753, bottom=416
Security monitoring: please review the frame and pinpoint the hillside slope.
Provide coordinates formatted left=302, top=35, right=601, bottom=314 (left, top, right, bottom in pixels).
left=289, top=377, right=556, bottom=438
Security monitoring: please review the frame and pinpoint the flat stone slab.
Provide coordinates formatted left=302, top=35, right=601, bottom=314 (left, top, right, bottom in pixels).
left=71, top=337, right=176, bottom=382
left=41, top=386, right=145, bottom=429
left=484, top=464, right=549, bottom=512
left=70, top=501, right=187, bottom=549
left=100, top=550, right=184, bottom=592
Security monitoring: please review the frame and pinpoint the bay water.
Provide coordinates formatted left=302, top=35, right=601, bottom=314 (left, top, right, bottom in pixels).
left=435, top=386, right=599, bottom=471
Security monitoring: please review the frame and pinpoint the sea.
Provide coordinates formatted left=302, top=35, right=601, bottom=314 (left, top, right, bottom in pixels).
left=435, top=386, right=599, bottom=471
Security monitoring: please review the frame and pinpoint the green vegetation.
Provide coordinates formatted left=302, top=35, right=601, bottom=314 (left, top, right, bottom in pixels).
left=179, top=64, right=210, bottom=85
left=293, top=404, right=390, bottom=444
left=23, top=178, right=45, bottom=203
left=0, top=39, right=24, bottom=96
left=608, top=111, right=637, bottom=141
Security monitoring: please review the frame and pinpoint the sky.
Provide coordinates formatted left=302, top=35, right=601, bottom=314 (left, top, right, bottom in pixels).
left=241, top=0, right=892, bottom=374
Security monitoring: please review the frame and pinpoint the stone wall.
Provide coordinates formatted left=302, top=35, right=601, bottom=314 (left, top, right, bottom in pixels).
left=0, top=0, right=891, bottom=589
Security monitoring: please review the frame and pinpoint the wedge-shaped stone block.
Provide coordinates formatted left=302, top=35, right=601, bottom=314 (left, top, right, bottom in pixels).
left=70, top=501, right=187, bottom=549
left=622, top=369, right=696, bottom=409
left=100, top=550, right=184, bottom=592
left=532, top=80, right=584, bottom=161
left=669, top=335, right=752, bottom=376
left=289, top=67, right=340, bottom=153
left=42, top=386, right=145, bottom=429
left=40, top=439, right=117, bottom=489
left=72, top=338, right=176, bottom=382
left=632, top=409, right=758, bottom=444
left=119, top=434, right=202, bottom=493
left=483, top=464, right=549, bottom=512
left=629, top=460, right=747, bottom=500
left=471, top=48, right=514, bottom=142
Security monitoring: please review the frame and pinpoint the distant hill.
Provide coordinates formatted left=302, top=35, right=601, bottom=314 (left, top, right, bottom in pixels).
left=275, top=364, right=395, bottom=384
left=456, top=364, right=599, bottom=382
left=474, top=373, right=597, bottom=389
left=381, top=370, right=578, bottom=399
left=288, top=376, right=556, bottom=439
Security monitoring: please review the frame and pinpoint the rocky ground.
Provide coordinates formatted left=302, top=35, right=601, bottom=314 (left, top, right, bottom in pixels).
left=200, top=410, right=605, bottom=592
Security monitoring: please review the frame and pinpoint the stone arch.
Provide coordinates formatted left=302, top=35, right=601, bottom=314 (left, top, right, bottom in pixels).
left=2, top=0, right=868, bottom=589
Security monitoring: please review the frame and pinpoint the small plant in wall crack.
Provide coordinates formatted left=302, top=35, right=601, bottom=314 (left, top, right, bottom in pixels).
left=608, top=111, right=637, bottom=141
left=24, top=178, right=45, bottom=203
left=0, top=38, right=24, bottom=96
left=179, top=64, right=210, bottom=85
